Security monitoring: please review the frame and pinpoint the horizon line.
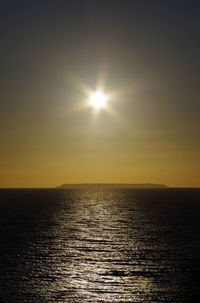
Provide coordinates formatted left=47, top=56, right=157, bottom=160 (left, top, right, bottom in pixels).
left=1, top=183, right=200, bottom=189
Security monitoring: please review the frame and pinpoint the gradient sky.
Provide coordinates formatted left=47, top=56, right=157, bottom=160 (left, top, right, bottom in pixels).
left=0, top=0, right=200, bottom=187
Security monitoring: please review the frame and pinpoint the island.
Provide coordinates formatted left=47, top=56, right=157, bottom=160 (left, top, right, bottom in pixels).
left=57, top=183, right=167, bottom=189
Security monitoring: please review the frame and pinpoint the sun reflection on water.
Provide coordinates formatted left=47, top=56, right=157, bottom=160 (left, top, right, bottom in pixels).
left=46, top=190, right=161, bottom=302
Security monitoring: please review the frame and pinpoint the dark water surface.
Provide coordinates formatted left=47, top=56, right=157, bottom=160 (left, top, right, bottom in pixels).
left=0, top=188, right=200, bottom=302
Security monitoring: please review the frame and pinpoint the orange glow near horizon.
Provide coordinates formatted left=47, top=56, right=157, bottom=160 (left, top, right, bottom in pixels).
left=1, top=75, right=200, bottom=188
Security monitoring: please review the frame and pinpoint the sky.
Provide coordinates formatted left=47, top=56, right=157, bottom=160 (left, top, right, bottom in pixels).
left=0, top=0, right=200, bottom=188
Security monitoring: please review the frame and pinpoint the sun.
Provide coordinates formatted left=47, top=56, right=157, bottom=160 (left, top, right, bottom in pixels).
left=90, top=91, right=107, bottom=109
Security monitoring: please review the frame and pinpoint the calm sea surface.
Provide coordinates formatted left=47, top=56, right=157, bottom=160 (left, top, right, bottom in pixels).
left=0, top=188, right=200, bottom=302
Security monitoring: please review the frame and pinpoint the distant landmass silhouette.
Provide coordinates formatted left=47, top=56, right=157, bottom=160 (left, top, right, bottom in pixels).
left=57, top=183, right=167, bottom=189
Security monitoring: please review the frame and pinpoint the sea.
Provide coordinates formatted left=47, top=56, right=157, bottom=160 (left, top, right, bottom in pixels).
left=0, top=188, right=200, bottom=302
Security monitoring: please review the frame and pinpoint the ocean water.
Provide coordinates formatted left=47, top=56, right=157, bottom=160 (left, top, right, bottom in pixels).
left=0, top=188, right=200, bottom=302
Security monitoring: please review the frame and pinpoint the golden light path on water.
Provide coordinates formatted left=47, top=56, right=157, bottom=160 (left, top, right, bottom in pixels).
left=48, top=190, right=157, bottom=302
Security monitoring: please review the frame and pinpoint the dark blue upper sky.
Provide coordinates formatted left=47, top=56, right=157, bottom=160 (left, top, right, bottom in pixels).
left=1, top=0, right=200, bottom=112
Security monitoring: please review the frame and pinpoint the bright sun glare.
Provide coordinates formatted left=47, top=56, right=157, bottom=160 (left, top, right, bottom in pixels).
left=90, top=91, right=107, bottom=109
